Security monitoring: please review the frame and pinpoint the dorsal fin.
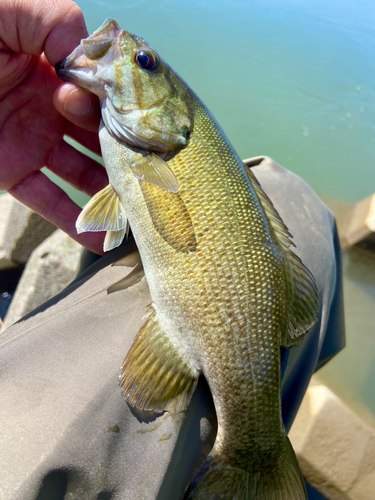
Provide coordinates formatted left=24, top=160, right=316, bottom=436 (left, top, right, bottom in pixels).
left=244, top=164, right=319, bottom=345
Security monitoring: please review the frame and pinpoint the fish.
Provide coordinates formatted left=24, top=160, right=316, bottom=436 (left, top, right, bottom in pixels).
left=56, top=19, right=319, bottom=499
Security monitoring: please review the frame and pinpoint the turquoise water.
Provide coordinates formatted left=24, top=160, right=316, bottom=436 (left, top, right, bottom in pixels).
left=317, top=244, right=375, bottom=429
left=71, top=0, right=375, bottom=203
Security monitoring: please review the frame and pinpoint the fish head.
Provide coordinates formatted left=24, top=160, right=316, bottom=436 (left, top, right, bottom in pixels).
left=56, top=18, right=192, bottom=154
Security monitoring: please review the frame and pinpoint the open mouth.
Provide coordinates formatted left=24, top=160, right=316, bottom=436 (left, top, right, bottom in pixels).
left=55, top=63, right=96, bottom=84
left=56, top=18, right=123, bottom=87
left=55, top=44, right=108, bottom=99
left=56, top=44, right=95, bottom=78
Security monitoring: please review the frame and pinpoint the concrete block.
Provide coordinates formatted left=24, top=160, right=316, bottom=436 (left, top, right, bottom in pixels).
left=0, top=193, right=56, bottom=270
left=348, top=435, right=375, bottom=499
left=345, top=193, right=375, bottom=249
left=289, top=376, right=375, bottom=499
left=2, top=230, right=83, bottom=329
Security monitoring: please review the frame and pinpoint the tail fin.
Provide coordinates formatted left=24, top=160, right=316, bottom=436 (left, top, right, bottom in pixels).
left=186, top=437, right=307, bottom=500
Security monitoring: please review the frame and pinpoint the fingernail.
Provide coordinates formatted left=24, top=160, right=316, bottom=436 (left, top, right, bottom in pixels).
left=64, top=88, right=92, bottom=116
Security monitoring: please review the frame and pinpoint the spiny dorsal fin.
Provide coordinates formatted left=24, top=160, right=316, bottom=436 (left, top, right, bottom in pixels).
left=244, top=164, right=319, bottom=345
left=119, top=308, right=199, bottom=413
left=130, top=153, right=179, bottom=193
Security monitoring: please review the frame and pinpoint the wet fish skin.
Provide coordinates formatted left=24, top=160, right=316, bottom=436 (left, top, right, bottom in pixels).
left=57, top=19, right=318, bottom=499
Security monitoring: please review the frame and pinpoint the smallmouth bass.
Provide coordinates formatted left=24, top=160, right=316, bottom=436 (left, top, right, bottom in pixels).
left=57, top=19, right=318, bottom=499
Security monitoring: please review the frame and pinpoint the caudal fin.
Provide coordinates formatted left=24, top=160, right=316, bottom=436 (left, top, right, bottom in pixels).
left=186, top=437, right=306, bottom=500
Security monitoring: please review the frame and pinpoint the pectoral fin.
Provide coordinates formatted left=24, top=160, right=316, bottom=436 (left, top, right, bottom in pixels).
left=104, top=227, right=128, bottom=252
left=119, top=309, right=199, bottom=413
left=76, top=184, right=127, bottom=233
left=130, top=153, right=179, bottom=193
left=76, top=184, right=129, bottom=251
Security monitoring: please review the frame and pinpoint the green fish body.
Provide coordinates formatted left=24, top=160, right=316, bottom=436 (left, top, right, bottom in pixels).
left=57, top=19, right=318, bottom=499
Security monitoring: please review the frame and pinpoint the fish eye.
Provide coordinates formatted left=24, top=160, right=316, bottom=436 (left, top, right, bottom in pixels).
left=134, top=49, right=160, bottom=72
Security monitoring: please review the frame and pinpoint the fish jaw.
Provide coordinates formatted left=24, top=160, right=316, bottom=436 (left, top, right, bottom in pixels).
left=56, top=18, right=122, bottom=100
left=55, top=45, right=106, bottom=99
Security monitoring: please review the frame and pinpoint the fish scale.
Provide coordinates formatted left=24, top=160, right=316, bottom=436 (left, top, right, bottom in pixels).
left=156, top=123, right=283, bottom=474
left=153, top=101, right=287, bottom=467
left=57, top=18, right=318, bottom=499
left=122, top=105, right=283, bottom=464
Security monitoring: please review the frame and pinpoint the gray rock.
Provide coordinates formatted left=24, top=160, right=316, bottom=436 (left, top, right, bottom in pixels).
left=345, top=193, right=375, bottom=250
left=0, top=193, right=56, bottom=270
left=2, top=230, right=82, bottom=330
left=289, top=376, right=375, bottom=499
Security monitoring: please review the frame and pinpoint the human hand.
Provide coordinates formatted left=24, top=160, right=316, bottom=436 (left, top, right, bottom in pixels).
left=0, top=0, right=107, bottom=254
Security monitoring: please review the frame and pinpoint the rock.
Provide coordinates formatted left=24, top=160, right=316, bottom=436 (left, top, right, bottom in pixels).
left=0, top=193, right=56, bottom=270
left=345, top=193, right=375, bottom=249
left=289, top=376, right=375, bottom=499
left=2, top=230, right=83, bottom=330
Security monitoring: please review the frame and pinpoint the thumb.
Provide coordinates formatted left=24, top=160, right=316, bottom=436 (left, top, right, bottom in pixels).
left=43, top=0, right=88, bottom=66
left=53, top=82, right=101, bottom=133
left=0, top=0, right=88, bottom=65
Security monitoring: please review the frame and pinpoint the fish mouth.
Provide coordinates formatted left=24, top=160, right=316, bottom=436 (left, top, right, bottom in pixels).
left=55, top=60, right=68, bottom=78
left=55, top=18, right=123, bottom=99
left=55, top=46, right=90, bottom=79
left=55, top=45, right=107, bottom=99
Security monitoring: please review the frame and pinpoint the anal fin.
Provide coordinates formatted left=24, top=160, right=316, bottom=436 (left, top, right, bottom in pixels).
left=119, top=309, right=199, bottom=413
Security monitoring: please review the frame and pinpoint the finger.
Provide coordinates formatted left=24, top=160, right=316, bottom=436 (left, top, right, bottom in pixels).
left=46, top=140, right=108, bottom=196
left=9, top=170, right=105, bottom=255
left=44, top=2, right=88, bottom=65
left=65, top=123, right=102, bottom=157
left=3, top=0, right=87, bottom=64
left=53, top=83, right=101, bottom=134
